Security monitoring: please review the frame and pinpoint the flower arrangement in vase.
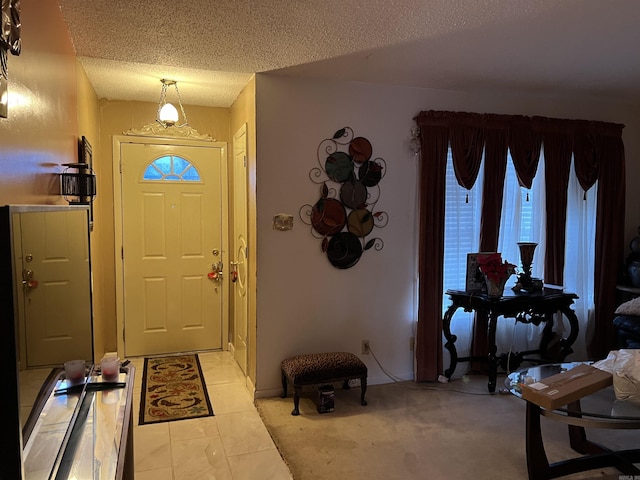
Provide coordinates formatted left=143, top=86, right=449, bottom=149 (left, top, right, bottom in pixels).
left=477, top=253, right=517, bottom=297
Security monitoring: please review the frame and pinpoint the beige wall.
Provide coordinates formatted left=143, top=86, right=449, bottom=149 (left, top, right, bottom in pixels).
left=230, top=76, right=257, bottom=386
left=254, top=73, right=640, bottom=395
left=96, top=100, right=231, bottom=355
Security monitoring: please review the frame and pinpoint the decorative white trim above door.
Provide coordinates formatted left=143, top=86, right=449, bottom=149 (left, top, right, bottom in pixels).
left=124, top=123, right=215, bottom=141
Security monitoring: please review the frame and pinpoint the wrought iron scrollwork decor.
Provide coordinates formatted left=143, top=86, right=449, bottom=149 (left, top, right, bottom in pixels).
left=299, top=127, right=388, bottom=269
left=516, top=310, right=546, bottom=326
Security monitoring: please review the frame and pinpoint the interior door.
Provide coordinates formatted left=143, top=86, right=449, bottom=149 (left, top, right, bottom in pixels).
left=15, top=208, right=93, bottom=366
left=231, top=125, right=249, bottom=374
left=120, top=143, right=224, bottom=357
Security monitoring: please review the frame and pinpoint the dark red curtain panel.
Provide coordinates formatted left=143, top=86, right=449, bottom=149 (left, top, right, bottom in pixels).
left=509, top=116, right=542, bottom=189
left=540, top=123, right=573, bottom=286
left=591, top=128, right=626, bottom=359
left=573, top=128, right=600, bottom=192
left=414, top=110, right=625, bottom=381
left=415, top=120, right=448, bottom=381
left=479, top=115, right=509, bottom=252
left=449, top=113, right=485, bottom=190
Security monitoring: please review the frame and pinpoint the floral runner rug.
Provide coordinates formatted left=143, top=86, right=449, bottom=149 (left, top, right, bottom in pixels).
left=139, top=354, right=214, bottom=425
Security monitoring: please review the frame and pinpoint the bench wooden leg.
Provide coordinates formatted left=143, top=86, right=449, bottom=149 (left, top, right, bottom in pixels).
left=292, top=385, right=302, bottom=416
left=281, top=371, right=288, bottom=398
left=360, top=376, right=368, bottom=406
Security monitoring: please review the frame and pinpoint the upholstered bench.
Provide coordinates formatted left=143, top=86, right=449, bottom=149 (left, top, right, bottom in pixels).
left=281, top=352, right=368, bottom=415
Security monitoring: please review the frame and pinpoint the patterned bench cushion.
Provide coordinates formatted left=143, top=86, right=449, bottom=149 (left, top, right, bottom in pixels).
left=281, top=352, right=367, bottom=385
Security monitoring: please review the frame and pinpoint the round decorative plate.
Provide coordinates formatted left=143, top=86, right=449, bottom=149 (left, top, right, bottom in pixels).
left=339, top=180, right=367, bottom=209
left=349, top=137, right=372, bottom=164
left=347, top=209, right=374, bottom=237
left=358, top=161, right=383, bottom=187
left=327, top=232, right=363, bottom=269
left=311, top=198, right=346, bottom=236
left=325, top=152, right=353, bottom=183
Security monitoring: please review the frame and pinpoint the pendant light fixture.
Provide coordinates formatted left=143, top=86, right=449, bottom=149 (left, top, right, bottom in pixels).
left=157, top=79, right=189, bottom=128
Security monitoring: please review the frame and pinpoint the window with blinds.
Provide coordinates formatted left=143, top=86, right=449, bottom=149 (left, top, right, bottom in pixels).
left=443, top=149, right=537, bottom=310
left=442, top=149, right=483, bottom=295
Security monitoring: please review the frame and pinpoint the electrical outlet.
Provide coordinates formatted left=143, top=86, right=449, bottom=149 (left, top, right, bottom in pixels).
left=410, top=336, right=415, bottom=351
left=361, top=340, right=370, bottom=354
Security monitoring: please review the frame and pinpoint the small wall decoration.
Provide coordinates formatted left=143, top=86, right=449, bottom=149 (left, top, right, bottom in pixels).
left=273, top=213, right=294, bottom=231
left=300, top=127, right=388, bottom=269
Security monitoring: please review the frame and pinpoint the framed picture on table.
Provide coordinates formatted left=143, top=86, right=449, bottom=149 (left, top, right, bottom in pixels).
left=465, top=252, right=492, bottom=292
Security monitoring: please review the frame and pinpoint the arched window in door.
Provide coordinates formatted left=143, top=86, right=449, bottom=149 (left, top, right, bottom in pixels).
left=142, top=155, right=201, bottom=181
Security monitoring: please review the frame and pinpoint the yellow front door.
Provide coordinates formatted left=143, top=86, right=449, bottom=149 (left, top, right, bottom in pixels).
left=120, top=142, right=224, bottom=357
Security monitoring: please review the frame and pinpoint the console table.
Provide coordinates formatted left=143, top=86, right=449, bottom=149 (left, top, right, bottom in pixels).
left=443, top=287, right=579, bottom=392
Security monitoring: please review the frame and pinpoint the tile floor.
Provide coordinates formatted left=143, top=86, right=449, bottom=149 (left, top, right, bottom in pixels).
left=129, top=351, right=293, bottom=480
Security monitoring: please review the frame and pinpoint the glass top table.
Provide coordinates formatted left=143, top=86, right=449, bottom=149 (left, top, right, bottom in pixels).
left=22, top=365, right=135, bottom=480
left=506, top=362, right=640, bottom=423
left=505, top=362, right=640, bottom=480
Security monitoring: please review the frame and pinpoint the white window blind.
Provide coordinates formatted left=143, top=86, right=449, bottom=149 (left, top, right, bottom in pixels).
left=442, top=149, right=483, bottom=294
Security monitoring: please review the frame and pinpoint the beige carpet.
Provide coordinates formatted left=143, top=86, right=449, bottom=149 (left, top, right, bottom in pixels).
left=256, top=374, right=638, bottom=480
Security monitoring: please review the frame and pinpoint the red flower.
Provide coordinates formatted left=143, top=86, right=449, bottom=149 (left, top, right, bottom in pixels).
left=477, top=253, right=516, bottom=283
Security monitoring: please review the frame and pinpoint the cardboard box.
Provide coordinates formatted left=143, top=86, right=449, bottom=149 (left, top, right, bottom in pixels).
left=520, top=363, right=613, bottom=410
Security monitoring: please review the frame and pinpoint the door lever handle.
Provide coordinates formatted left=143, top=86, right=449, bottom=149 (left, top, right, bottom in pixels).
left=230, top=261, right=239, bottom=282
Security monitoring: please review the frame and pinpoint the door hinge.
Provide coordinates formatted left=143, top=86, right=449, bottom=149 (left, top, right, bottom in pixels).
left=121, top=246, right=124, bottom=259
left=244, top=155, right=247, bottom=168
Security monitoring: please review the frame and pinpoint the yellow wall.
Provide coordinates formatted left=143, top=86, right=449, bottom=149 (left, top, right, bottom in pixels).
left=0, top=0, right=79, bottom=205
left=96, top=100, right=231, bottom=354
left=230, top=76, right=257, bottom=386
left=75, top=62, right=102, bottom=358
left=0, top=0, right=104, bottom=361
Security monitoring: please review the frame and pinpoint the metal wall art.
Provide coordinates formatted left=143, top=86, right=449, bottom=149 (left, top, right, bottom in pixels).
left=300, top=127, right=388, bottom=269
left=0, top=0, right=22, bottom=118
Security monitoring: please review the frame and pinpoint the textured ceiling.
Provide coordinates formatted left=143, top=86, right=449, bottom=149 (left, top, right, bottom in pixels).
left=58, top=0, right=640, bottom=108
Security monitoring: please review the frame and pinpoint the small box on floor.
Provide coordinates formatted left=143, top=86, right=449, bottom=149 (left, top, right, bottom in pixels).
left=318, top=385, right=335, bottom=413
